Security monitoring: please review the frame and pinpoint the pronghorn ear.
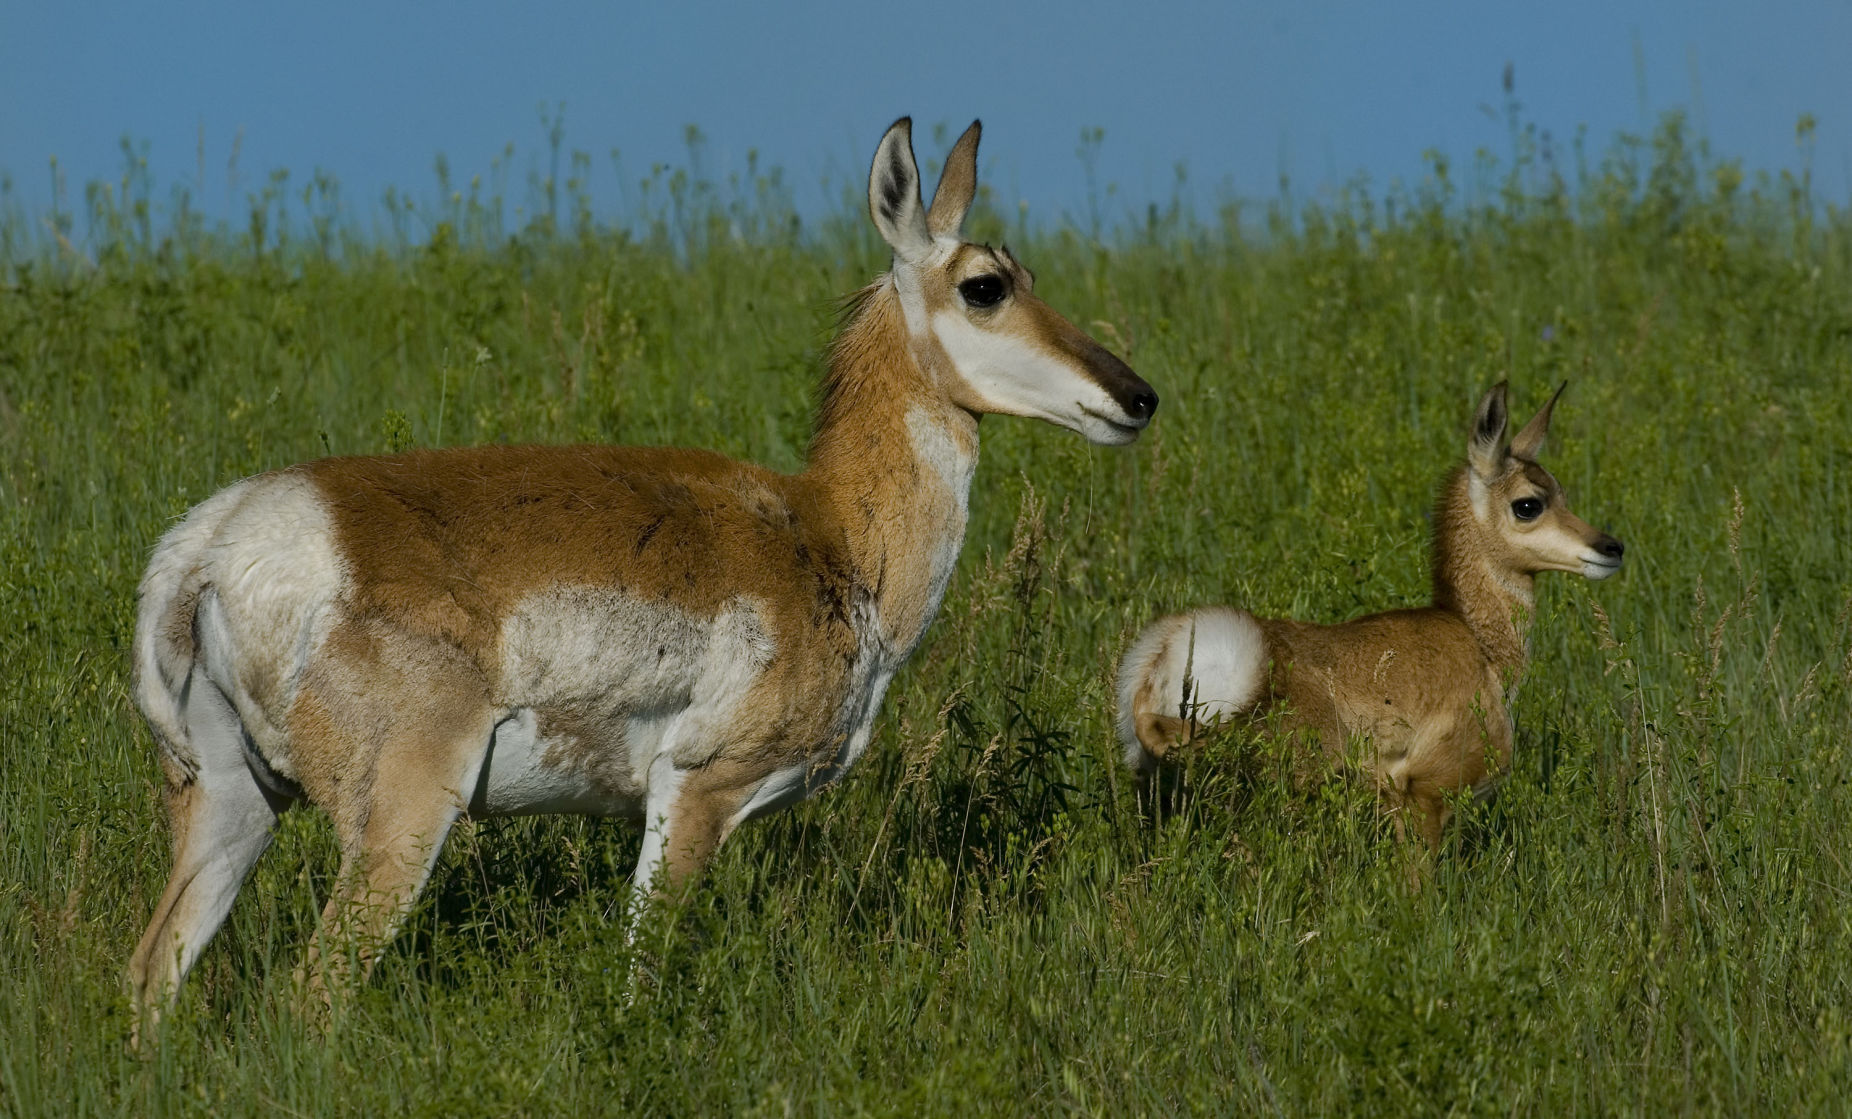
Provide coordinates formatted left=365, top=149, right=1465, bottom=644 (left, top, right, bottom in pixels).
left=927, top=120, right=981, bottom=237
left=1468, top=381, right=1510, bottom=480
left=1509, top=381, right=1566, bottom=461
left=868, top=117, right=933, bottom=262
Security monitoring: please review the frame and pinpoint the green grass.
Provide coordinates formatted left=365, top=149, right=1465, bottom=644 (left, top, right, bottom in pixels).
left=3, top=112, right=1850, bottom=1114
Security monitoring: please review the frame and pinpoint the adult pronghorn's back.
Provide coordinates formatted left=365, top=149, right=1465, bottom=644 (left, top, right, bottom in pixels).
left=127, top=117, right=1158, bottom=1035
left=1117, top=383, right=1623, bottom=847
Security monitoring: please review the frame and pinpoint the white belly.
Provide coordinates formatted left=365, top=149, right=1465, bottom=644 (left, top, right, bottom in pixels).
left=469, top=707, right=647, bottom=819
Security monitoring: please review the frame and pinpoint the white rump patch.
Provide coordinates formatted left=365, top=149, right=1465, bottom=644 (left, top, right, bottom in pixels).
left=135, top=477, right=259, bottom=757
left=200, top=474, right=346, bottom=763
left=134, top=471, right=346, bottom=781
left=1115, top=608, right=1267, bottom=769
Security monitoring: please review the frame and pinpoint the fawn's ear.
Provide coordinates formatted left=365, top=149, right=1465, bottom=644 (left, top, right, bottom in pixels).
left=1510, top=381, right=1566, bottom=461
left=927, top=120, right=981, bottom=238
left=868, top=117, right=933, bottom=262
left=1468, top=381, right=1510, bottom=481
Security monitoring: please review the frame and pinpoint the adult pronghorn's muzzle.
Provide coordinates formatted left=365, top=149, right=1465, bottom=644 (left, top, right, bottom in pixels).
left=1076, top=334, right=1158, bottom=441
left=1111, top=370, right=1159, bottom=426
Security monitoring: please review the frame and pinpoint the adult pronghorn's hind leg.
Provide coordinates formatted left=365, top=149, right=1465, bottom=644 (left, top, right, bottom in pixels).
left=298, top=773, right=477, bottom=1009
left=291, top=632, right=496, bottom=1009
left=128, top=667, right=292, bottom=1042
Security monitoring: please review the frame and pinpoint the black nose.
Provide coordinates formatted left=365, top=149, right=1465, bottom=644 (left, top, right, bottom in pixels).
left=1597, top=536, right=1624, bottom=560
left=1125, top=388, right=1158, bottom=421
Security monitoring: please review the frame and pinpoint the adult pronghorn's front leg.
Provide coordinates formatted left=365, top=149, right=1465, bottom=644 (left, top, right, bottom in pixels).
left=630, top=755, right=762, bottom=907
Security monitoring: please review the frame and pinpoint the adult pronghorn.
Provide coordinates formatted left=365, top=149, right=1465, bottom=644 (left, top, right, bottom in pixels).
left=1117, top=383, right=1621, bottom=848
left=127, top=117, right=1157, bottom=1025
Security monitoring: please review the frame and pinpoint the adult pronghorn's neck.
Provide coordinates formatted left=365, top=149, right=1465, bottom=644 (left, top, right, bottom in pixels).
left=1430, top=467, right=1534, bottom=680
left=803, top=280, right=977, bottom=655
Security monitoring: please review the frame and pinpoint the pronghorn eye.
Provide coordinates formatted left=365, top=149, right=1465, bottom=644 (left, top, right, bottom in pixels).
left=1511, top=497, right=1544, bottom=522
left=958, top=275, right=1006, bottom=308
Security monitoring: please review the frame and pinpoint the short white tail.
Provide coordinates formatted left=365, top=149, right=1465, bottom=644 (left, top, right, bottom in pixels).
left=1114, top=607, right=1267, bottom=770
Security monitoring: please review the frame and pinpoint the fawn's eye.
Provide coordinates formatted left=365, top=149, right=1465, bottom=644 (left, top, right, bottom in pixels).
left=1511, top=497, right=1544, bottom=522
left=959, top=275, right=1006, bottom=308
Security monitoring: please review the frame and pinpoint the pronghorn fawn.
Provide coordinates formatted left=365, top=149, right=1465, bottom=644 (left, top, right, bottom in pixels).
left=127, top=117, right=1157, bottom=1032
left=1117, top=382, right=1621, bottom=849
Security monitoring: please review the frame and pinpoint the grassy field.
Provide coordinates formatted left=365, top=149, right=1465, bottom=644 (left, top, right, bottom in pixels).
left=3, top=114, right=1850, bottom=1114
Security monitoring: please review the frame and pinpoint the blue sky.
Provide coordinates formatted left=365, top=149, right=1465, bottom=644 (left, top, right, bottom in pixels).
left=3, top=0, right=1847, bottom=233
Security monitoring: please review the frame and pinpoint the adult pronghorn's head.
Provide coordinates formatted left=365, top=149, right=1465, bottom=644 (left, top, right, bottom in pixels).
left=868, top=117, right=1158, bottom=444
left=1466, top=381, right=1625, bottom=580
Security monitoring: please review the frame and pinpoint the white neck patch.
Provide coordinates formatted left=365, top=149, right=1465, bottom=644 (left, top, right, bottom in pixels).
left=903, top=404, right=978, bottom=646
left=906, top=405, right=977, bottom=500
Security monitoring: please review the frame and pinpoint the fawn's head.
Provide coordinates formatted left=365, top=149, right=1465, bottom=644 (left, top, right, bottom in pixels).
left=866, top=117, right=1157, bottom=444
left=1465, top=381, right=1624, bottom=580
